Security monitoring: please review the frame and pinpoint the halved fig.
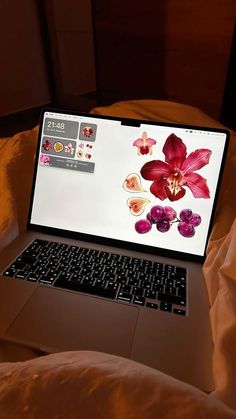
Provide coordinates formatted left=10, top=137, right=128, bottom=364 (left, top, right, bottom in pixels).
left=127, top=197, right=150, bottom=216
left=123, top=173, right=145, bottom=192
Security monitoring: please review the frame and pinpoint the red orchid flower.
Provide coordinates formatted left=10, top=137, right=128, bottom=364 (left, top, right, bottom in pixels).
left=140, top=133, right=212, bottom=201
left=133, top=132, right=156, bottom=155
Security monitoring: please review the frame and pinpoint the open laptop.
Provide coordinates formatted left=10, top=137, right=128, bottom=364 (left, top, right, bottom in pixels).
left=0, top=108, right=229, bottom=391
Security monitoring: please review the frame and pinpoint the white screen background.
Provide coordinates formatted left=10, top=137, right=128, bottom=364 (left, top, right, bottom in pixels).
left=31, top=113, right=227, bottom=257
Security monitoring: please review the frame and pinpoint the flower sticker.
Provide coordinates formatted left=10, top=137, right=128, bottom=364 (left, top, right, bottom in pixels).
left=64, top=142, right=74, bottom=155
left=140, top=133, right=212, bottom=201
left=42, top=139, right=53, bottom=151
left=40, top=155, right=50, bottom=165
left=133, top=132, right=156, bottom=155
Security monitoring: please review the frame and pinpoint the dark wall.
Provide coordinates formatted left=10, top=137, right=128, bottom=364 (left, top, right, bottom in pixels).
left=92, top=0, right=236, bottom=118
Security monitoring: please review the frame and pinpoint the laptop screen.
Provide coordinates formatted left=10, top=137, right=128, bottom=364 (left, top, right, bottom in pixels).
left=29, top=109, right=229, bottom=261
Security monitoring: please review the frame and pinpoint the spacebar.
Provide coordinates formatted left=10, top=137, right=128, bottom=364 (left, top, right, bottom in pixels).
left=54, top=279, right=116, bottom=299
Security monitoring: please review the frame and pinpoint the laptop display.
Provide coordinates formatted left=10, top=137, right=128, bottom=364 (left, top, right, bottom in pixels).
left=29, top=110, right=228, bottom=261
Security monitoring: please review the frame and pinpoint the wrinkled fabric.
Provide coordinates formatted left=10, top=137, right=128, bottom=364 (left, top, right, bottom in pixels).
left=0, top=351, right=236, bottom=419
left=0, top=126, right=38, bottom=253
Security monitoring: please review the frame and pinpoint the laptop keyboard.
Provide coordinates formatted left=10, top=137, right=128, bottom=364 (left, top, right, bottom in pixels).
left=3, top=239, right=187, bottom=316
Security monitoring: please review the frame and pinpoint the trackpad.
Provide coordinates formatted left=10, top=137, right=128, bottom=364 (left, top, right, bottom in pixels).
left=6, top=286, right=138, bottom=357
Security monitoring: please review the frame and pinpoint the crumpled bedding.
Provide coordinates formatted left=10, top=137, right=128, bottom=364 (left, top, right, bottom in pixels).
left=0, top=100, right=236, bottom=418
left=0, top=126, right=38, bottom=252
left=0, top=351, right=236, bottom=419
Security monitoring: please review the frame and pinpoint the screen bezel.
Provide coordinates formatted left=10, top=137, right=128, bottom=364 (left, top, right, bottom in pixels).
left=27, top=107, right=230, bottom=264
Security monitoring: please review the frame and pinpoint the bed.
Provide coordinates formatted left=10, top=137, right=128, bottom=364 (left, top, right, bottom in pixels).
left=0, top=100, right=236, bottom=418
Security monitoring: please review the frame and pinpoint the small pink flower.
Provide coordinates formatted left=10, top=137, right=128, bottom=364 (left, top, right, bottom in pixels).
left=140, top=133, right=211, bottom=201
left=64, top=143, right=74, bottom=154
left=40, top=155, right=50, bottom=165
left=133, top=132, right=156, bottom=155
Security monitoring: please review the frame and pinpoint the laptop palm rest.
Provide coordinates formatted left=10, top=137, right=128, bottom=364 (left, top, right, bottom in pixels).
left=6, top=286, right=139, bottom=357
left=0, top=277, right=37, bottom=335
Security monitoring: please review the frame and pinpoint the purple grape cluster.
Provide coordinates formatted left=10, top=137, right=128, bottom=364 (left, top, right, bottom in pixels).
left=134, top=206, right=201, bottom=238
left=177, top=209, right=201, bottom=238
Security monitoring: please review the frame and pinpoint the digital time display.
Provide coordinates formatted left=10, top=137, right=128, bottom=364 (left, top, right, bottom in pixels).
left=47, top=121, right=65, bottom=130
left=43, top=118, right=79, bottom=139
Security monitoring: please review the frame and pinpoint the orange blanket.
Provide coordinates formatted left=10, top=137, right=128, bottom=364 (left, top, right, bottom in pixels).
left=0, top=100, right=235, bottom=417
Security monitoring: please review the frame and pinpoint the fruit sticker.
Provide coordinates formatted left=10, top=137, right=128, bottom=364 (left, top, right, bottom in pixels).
left=79, top=123, right=97, bottom=142
left=133, top=132, right=156, bottom=155
left=123, top=173, right=145, bottom=192
left=135, top=205, right=202, bottom=237
left=77, top=149, right=84, bottom=158
left=53, top=142, right=63, bottom=153
left=127, top=197, right=150, bottom=216
left=82, top=126, right=94, bottom=138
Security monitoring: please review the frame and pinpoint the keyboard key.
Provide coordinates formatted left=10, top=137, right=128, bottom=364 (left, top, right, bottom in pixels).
left=107, top=281, right=119, bottom=291
left=103, top=273, right=116, bottom=281
left=127, top=278, right=139, bottom=287
left=164, top=286, right=177, bottom=295
left=116, top=275, right=127, bottom=284
left=176, top=267, right=187, bottom=276
left=173, top=308, right=186, bottom=316
left=152, top=277, right=163, bottom=284
left=10, top=262, right=26, bottom=270
left=177, top=287, right=186, bottom=297
left=146, top=302, right=158, bottom=310
left=153, top=262, right=163, bottom=271
left=163, top=278, right=174, bottom=286
left=54, top=279, right=116, bottom=299
left=132, top=287, right=144, bottom=296
left=117, top=292, right=132, bottom=302
left=15, top=271, right=27, bottom=279
left=157, top=292, right=186, bottom=306
left=27, top=273, right=41, bottom=282
left=144, top=290, right=156, bottom=299
left=3, top=269, right=17, bottom=277
left=175, top=278, right=186, bottom=286
left=142, top=260, right=153, bottom=268
left=82, top=277, right=94, bottom=286
left=133, top=296, right=145, bottom=306
left=94, top=279, right=106, bottom=288
left=152, top=283, right=163, bottom=292
left=36, top=268, right=49, bottom=276
left=160, top=301, right=172, bottom=312
left=17, top=255, right=36, bottom=265
left=39, top=277, right=54, bottom=285
left=34, top=239, right=48, bottom=247
left=140, top=280, right=151, bottom=289
left=164, top=264, right=175, bottom=272
left=120, top=284, right=131, bottom=293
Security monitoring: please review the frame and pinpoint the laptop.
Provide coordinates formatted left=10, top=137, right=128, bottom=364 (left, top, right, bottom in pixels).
left=0, top=108, right=229, bottom=391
